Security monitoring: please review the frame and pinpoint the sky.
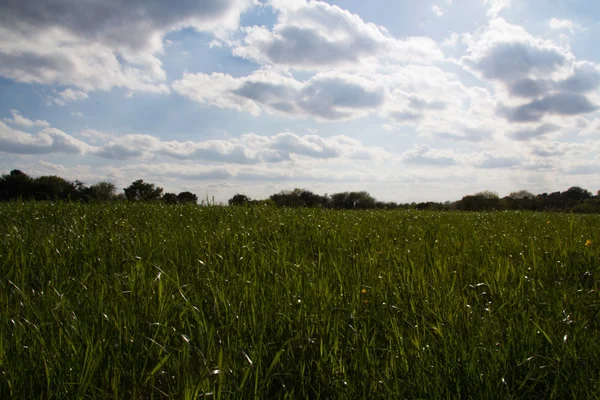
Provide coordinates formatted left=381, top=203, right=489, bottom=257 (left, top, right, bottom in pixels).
left=1, top=0, right=599, bottom=203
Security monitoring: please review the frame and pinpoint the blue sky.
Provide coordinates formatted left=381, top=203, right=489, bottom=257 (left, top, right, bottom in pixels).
left=1, top=0, right=599, bottom=202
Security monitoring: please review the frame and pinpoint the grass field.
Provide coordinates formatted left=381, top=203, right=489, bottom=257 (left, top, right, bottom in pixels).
left=1, top=202, right=599, bottom=399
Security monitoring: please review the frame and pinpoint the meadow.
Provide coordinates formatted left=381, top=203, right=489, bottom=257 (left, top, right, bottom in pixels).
left=0, top=202, right=599, bottom=399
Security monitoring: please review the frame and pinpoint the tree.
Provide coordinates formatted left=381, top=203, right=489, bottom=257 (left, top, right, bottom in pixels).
left=229, top=194, right=250, bottom=206
left=163, top=193, right=179, bottom=204
left=123, top=179, right=163, bottom=202
left=474, top=190, right=499, bottom=200
left=270, top=188, right=328, bottom=208
left=509, top=190, right=534, bottom=200
left=0, top=170, right=33, bottom=200
left=505, top=190, right=536, bottom=210
left=88, top=182, right=116, bottom=201
left=31, top=175, right=76, bottom=200
left=563, top=186, right=592, bottom=201
left=177, top=191, right=198, bottom=204
left=330, top=191, right=376, bottom=209
left=457, top=191, right=501, bottom=211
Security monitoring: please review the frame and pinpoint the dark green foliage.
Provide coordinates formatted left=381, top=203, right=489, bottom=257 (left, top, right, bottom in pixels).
left=86, top=181, right=117, bottom=202
left=329, top=191, right=376, bottom=209
left=228, top=193, right=251, bottom=206
left=163, top=192, right=179, bottom=204
left=269, top=188, right=329, bottom=208
left=123, top=179, right=163, bottom=202
left=0, top=170, right=33, bottom=200
left=31, top=175, right=77, bottom=200
left=177, top=191, right=198, bottom=204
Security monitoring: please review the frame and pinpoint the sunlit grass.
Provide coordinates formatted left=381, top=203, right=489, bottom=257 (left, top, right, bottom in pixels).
left=1, top=202, right=599, bottom=398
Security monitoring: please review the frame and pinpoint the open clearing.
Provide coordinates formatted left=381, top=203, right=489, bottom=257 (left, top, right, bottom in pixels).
left=1, top=202, right=599, bottom=398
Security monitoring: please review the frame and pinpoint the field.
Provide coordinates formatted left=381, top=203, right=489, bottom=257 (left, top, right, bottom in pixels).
left=1, top=202, right=599, bottom=399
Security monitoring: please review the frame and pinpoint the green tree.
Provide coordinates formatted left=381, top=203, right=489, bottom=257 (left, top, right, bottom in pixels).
left=563, top=186, right=592, bottom=201
left=330, top=191, right=376, bottom=209
left=177, top=191, right=198, bottom=204
left=31, top=175, right=76, bottom=200
left=508, top=190, right=534, bottom=200
left=0, top=170, right=33, bottom=200
left=88, top=182, right=117, bottom=201
left=124, top=179, right=163, bottom=202
left=163, top=193, right=179, bottom=204
left=229, top=194, right=250, bottom=206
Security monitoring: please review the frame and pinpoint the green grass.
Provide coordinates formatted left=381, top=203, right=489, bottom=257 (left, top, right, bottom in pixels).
left=0, top=202, right=599, bottom=399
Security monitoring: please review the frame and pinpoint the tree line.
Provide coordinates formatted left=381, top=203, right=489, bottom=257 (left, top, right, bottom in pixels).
left=1, top=169, right=599, bottom=213
left=230, top=187, right=600, bottom=213
left=0, top=170, right=197, bottom=204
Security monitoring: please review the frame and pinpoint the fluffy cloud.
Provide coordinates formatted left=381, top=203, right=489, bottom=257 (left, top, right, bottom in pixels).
left=509, top=123, right=561, bottom=140
left=547, top=18, right=575, bottom=32
left=3, top=109, right=50, bottom=128
left=384, top=67, right=499, bottom=142
left=484, top=0, right=510, bottom=18
left=431, top=6, right=444, bottom=17
left=499, top=93, right=598, bottom=122
left=400, top=145, right=459, bottom=166
left=0, top=0, right=252, bottom=93
left=461, top=19, right=599, bottom=124
left=0, top=121, right=91, bottom=155
left=0, top=123, right=388, bottom=164
left=173, top=70, right=386, bottom=121
left=53, top=89, right=89, bottom=106
left=232, top=0, right=443, bottom=69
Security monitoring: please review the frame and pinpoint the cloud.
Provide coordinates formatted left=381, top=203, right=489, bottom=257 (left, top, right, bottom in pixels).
left=0, top=122, right=388, bottom=164
left=232, top=0, right=443, bottom=69
left=384, top=66, right=499, bottom=142
left=547, top=18, right=575, bottom=32
left=465, top=41, right=566, bottom=83
left=0, top=121, right=90, bottom=155
left=461, top=19, right=599, bottom=123
left=400, top=145, right=459, bottom=166
left=431, top=6, right=444, bottom=17
left=173, top=70, right=386, bottom=121
left=499, top=93, right=598, bottom=122
left=530, top=141, right=574, bottom=157
left=484, top=0, right=510, bottom=18
left=95, top=131, right=388, bottom=163
left=476, top=152, right=521, bottom=168
left=3, top=109, right=50, bottom=128
left=53, top=89, right=89, bottom=106
left=566, top=162, right=600, bottom=175
left=509, top=123, right=561, bottom=140
left=0, top=0, right=253, bottom=93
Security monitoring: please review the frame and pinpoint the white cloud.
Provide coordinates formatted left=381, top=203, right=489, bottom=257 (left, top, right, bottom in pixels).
left=383, top=66, right=500, bottom=142
left=53, top=89, right=89, bottom=106
left=483, top=0, right=510, bottom=18
left=0, top=0, right=253, bottom=94
left=0, top=121, right=91, bottom=154
left=431, top=5, right=444, bottom=17
left=0, top=122, right=389, bottom=164
left=232, top=0, right=443, bottom=69
left=173, top=70, right=386, bottom=121
left=547, top=18, right=574, bottom=32
left=460, top=19, right=600, bottom=124
left=400, top=145, right=460, bottom=166
left=3, top=109, right=50, bottom=128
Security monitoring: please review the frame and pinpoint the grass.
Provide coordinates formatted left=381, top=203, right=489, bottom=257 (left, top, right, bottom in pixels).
left=0, top=202, right=599, bottom=399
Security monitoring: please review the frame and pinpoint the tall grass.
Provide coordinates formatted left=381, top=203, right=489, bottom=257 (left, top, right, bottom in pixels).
left=1, top=202, right=599, bottom=398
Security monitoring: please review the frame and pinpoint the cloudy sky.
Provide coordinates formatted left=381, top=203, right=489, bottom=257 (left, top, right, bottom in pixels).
left=1, top=0, right=599, bottom=203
